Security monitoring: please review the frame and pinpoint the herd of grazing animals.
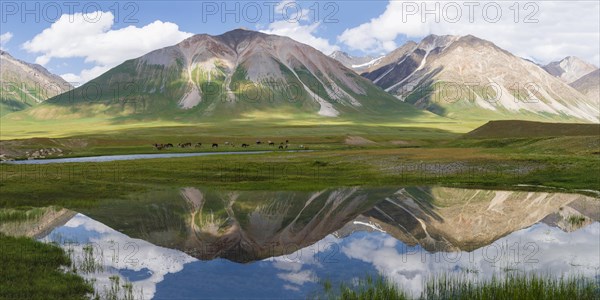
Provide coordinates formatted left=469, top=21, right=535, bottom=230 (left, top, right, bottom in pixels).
left=153, top=139, right=308, bottom=150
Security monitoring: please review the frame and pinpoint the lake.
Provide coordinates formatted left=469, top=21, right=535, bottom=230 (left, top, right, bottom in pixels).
left=2, top=186, right=598, bottom=299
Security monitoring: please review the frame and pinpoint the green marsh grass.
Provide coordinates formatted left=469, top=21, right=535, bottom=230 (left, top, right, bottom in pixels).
left=566, top=214, right=587, bottom=227
left=319, top=273, right=599, bottom=300
left=0, top=207, right=47, bottom=222
left=0, top=233, right=93, bottom=300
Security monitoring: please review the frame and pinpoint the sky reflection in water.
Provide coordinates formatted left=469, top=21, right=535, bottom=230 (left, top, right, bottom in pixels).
left=41, top=213, right=600, bottom=299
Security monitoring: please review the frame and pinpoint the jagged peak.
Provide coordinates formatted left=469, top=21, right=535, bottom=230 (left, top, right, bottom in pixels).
left=330, top=50, right=351, bottom=58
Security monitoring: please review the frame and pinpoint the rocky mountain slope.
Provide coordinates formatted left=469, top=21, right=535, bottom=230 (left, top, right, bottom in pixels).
left=362, top=35, right=599, bottom=122
left=29, top=29, right=423, bottom=120
left=0, top=50, right=72, bottom=116
left=570, top=69, right=600, bottom=104
left=356, top=187, right=597, bottom=252
left=543, top=56, right=598, bottom=84
left=73, top=186, right=598, bottom=262
left=329, top=50, right=382, bottom=74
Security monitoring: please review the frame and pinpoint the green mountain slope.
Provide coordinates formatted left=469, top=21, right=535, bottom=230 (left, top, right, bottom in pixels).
left=24, top=29, right=430, bottom=122
left=0, top=50, right=72, bottom=116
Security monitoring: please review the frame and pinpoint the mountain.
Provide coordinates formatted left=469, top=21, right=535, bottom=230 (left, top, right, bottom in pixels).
left=543, top=56, right=598, bottom=84
left=362, top=35, right=599, bottom=123
left=361, top=41, right=419, bottom=77
left=338, top=187, right=597, bottom=252
left=76, top=187, right=394, bottom=262
left=0, top=50, right=72, bottom=116
left=35, top=186, right=597, bottom=262
left=329, top=50, right=383, bottom=73
left=570, top=69, right=600, bottom=104
left=28, top=29, right=424, bottom=120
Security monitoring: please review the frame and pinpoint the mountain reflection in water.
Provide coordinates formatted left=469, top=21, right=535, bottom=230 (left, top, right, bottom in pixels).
left=1, top=187, right=598, bottom=299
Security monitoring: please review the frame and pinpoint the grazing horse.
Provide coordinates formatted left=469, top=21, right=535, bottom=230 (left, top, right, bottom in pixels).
left=212, top=143, right=218, bottom=148
left=166, top=143, right=173, bottom=148
left=278, top=145, right=284, bottom=149
left=256, top=140, right=262, bottom=145
left=195, top=143, right=202, bottom=148
left=241, top=144, right=249, bottom=148
left=268, top=142, right=275, bottom=146
left=286, top=140, right=289, bottom=144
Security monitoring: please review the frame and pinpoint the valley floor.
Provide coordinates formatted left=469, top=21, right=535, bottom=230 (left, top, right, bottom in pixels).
left=1, top=137, right=598, bottom=209
left=0, top=120, right=598, bottom=299
left=1, top=119, right=598, bottom=207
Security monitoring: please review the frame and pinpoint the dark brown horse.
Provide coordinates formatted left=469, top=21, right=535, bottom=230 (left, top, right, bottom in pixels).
left=212, top=143, right=218, bottom=148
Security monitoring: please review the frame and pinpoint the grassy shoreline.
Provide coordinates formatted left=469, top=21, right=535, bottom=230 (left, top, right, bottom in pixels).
left=1, top=144, right=598, bottom=209
left=319, top=274, right=600, bottom=300
left=0, top=233, right=93, bottom=300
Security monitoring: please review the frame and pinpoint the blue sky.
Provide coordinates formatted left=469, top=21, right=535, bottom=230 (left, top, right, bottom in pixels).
left=1, top=1, right=598, bottom=85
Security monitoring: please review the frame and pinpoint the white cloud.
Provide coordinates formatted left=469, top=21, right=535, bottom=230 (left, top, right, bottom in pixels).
left=0, top=32, right=13, bottom=50
left=43, top=213, right=197, bottom=300
left=260, top=1, right=339, bottom=55
left=60, top=66, right=111, bottom=86
left=340, top=223, right=600, bottom=296
left=338, top=2, right=429, bottom=53
left=338, top=1, right=600, bottom=65
left=23, top=11, right=193, bottom=84
left=276, top=269, right=316, bottom=285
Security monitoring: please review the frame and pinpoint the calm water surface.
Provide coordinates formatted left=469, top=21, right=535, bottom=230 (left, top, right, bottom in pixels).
left=2, top=151, right=270, bottom=164
left=3, top=187, right=598, bottom=299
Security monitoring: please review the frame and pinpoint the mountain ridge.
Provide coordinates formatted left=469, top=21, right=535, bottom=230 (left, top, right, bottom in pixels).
left=0, top=50, right=72, bottom=116
left=25, top=29, right=426, bottom=121
left=362, top=34, right=599, bottom=123
left=329, top=50, right=382, bottom=73
left=543, top=56, right=598, bottom=84
left=570, top=69, right=600, bottom=105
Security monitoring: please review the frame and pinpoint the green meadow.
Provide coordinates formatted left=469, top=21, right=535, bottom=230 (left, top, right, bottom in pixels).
left=1, top=112, right=599, bottom=300
left=318, top=274, right=599, bottom=300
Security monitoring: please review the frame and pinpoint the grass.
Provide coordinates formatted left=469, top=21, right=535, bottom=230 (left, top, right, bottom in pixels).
left=566, top=214, right=587, bottom=227
left=0, top=233, right=93, bottom=300
left=422, top=273, right=599, bottom=300
left=464, top=120, right=600, bottom=139
left=324, top=276, right=409, bottom=300
left=0, top=207, right=47, bottom=222
left=318, top=273, right=600, bottom=300
left=1, top=143, right=598, bottom=209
